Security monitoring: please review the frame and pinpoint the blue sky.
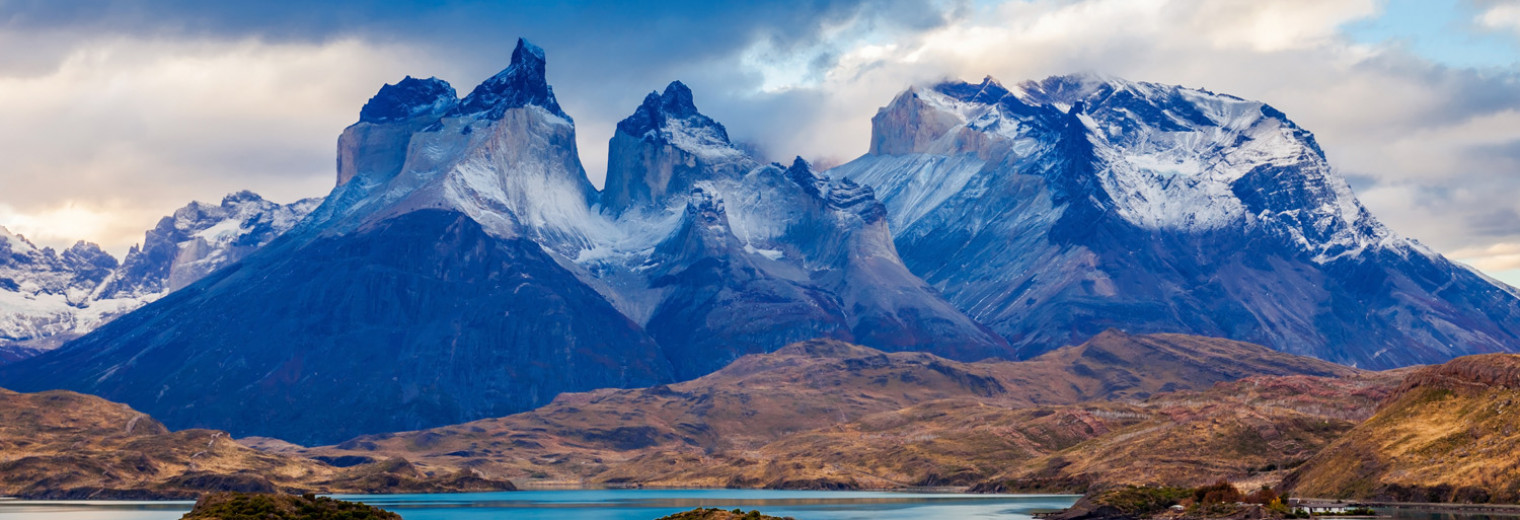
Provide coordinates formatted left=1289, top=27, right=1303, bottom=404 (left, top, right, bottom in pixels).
left=1345, top=0, right=1520, bottom=68
left=1, top=0, right=1519, bottom=283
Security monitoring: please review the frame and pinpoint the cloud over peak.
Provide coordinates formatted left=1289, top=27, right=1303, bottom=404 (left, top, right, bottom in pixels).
left=0, top=0, right=1518, bottom=287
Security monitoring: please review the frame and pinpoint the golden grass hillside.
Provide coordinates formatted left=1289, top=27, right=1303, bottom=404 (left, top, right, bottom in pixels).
left=0, top=388, right=513, bottom=498
left=973, top=371, right=1406, bottom=493
left=1284, top=354, right=1520, bottom=503
left=288, top=332, right=1369, bottom=489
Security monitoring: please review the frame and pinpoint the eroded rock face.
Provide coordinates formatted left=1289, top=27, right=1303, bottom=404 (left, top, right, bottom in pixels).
left=643, top=187, right=853, bottom=378
left=452, top=38, right=564, bottom=120
left=338, top=76, right=457, bottom=187
left=835, top=74, right=1520, bottom=368
left=602, top=82, right=745, bottom=214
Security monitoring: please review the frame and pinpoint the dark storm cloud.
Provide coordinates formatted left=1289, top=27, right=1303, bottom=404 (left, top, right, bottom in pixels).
left=0, top=1, right=953, bottom=77
left=1468, top=207, right=1520, bottom=238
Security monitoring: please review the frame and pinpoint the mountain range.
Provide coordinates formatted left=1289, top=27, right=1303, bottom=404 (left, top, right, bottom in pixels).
left=832, top=75, right=1520, bottom=367
left=2, top=38, right=1518, bottom=445
left=0, top=192, right=318, bottom=362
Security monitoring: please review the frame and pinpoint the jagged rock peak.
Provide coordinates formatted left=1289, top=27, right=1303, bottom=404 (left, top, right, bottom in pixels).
left=639, top=81, right=701, bottom=121
left=601, top=81, right=745, bottom=214
left=358, top=76, right=458, bottom=123
left=220, top=190, right=265, bottom=205
left=0, top=226, right=33, bottom=252
left=784, top=156, right=822, bottom=194
left=933, top=75, right=1011, bottom=105
left=616, top=80, right=731, bottom=146
left=454, top=38, right=565, bottom=120
left=60, top=241, right=117, bottom=272
left=685, top=187, right=726, bottom=219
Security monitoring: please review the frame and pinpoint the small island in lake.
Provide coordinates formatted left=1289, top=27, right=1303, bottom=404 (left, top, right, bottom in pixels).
left=656, top=508, right=795, bottom=520
left=177, top=493, right=796, bottom=520
left=179, top=492, right=398, bottom=520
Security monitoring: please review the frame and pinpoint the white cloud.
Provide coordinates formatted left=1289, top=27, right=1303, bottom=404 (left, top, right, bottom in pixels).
left=1480, top=2, right=1520, bottom=36
left=1453, top=241, right=1520, bottom=271
left=0, top=35, right=449, bottom=256
left=0, top=201, right=140, bottom=251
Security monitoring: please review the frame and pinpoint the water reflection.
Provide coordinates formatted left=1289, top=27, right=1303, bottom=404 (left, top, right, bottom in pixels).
left=0, top=490, right=1077, bottom=520
left=1387, top=510, right=1520, bottom=520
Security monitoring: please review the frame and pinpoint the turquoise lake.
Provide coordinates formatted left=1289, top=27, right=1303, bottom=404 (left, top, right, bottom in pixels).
left=0, top=490, right=1079, bottom=519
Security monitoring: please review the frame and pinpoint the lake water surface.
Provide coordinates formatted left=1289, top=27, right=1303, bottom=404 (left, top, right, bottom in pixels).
left=0, top=489, right=1079, bottom=519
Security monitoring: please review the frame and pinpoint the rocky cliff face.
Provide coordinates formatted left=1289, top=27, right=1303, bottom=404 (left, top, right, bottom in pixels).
left=337, top=76, right=457, bottom=188
left=833, top=74, right=1520, bottom=368
left=600, top=81, right=745, bottom=214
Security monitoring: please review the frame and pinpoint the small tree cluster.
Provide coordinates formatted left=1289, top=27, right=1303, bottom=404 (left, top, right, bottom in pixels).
left=1194, top=480, right=1244, bottom=505
left=1243, top=486, right=1279, bottom=505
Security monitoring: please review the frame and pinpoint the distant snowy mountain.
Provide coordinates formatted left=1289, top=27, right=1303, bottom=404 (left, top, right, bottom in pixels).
left=0, top=192, right=317, bottom=362
left=0, top=227, right=121, bottom=361
left=96, top=191, right=322, bottom=301
left=832, top=74, right=1520, bottom=368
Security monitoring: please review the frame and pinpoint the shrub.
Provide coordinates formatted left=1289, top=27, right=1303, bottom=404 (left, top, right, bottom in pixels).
left=1244, top=485, right=1279, bottom=505
left=1194, top=480, right=1243, bottom=505
left=1097, top=485, right=1194, bottom=515
left=1266, top=497, right=1293, bottom=516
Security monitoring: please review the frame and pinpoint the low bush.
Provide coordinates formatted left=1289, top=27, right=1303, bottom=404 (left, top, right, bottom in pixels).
left=1096, top=485, right=1194, bottom=515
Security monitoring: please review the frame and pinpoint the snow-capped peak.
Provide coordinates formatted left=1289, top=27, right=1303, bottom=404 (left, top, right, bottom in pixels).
left=617, top=80, right=740, bottom=160
left=359, top=76, right=458, bottom=124
left=867, top=74, right=1397, bottom=261
left=0, top=226, right=36, bottom=254
left=453, top=38, right=565, bottom=120
left=601, top=80, right=753, bottom=214
left=784, top=156, right=825, bottom=196
left=933, top=75, right=1015, bottom=106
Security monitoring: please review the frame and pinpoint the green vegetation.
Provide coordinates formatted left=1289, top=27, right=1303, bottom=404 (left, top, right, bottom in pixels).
left=179, top=492, right=399, bottom=520
left=1094, top=485, right=1194, bottom=515
left=1090, top=482, right=1310, bottom=519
